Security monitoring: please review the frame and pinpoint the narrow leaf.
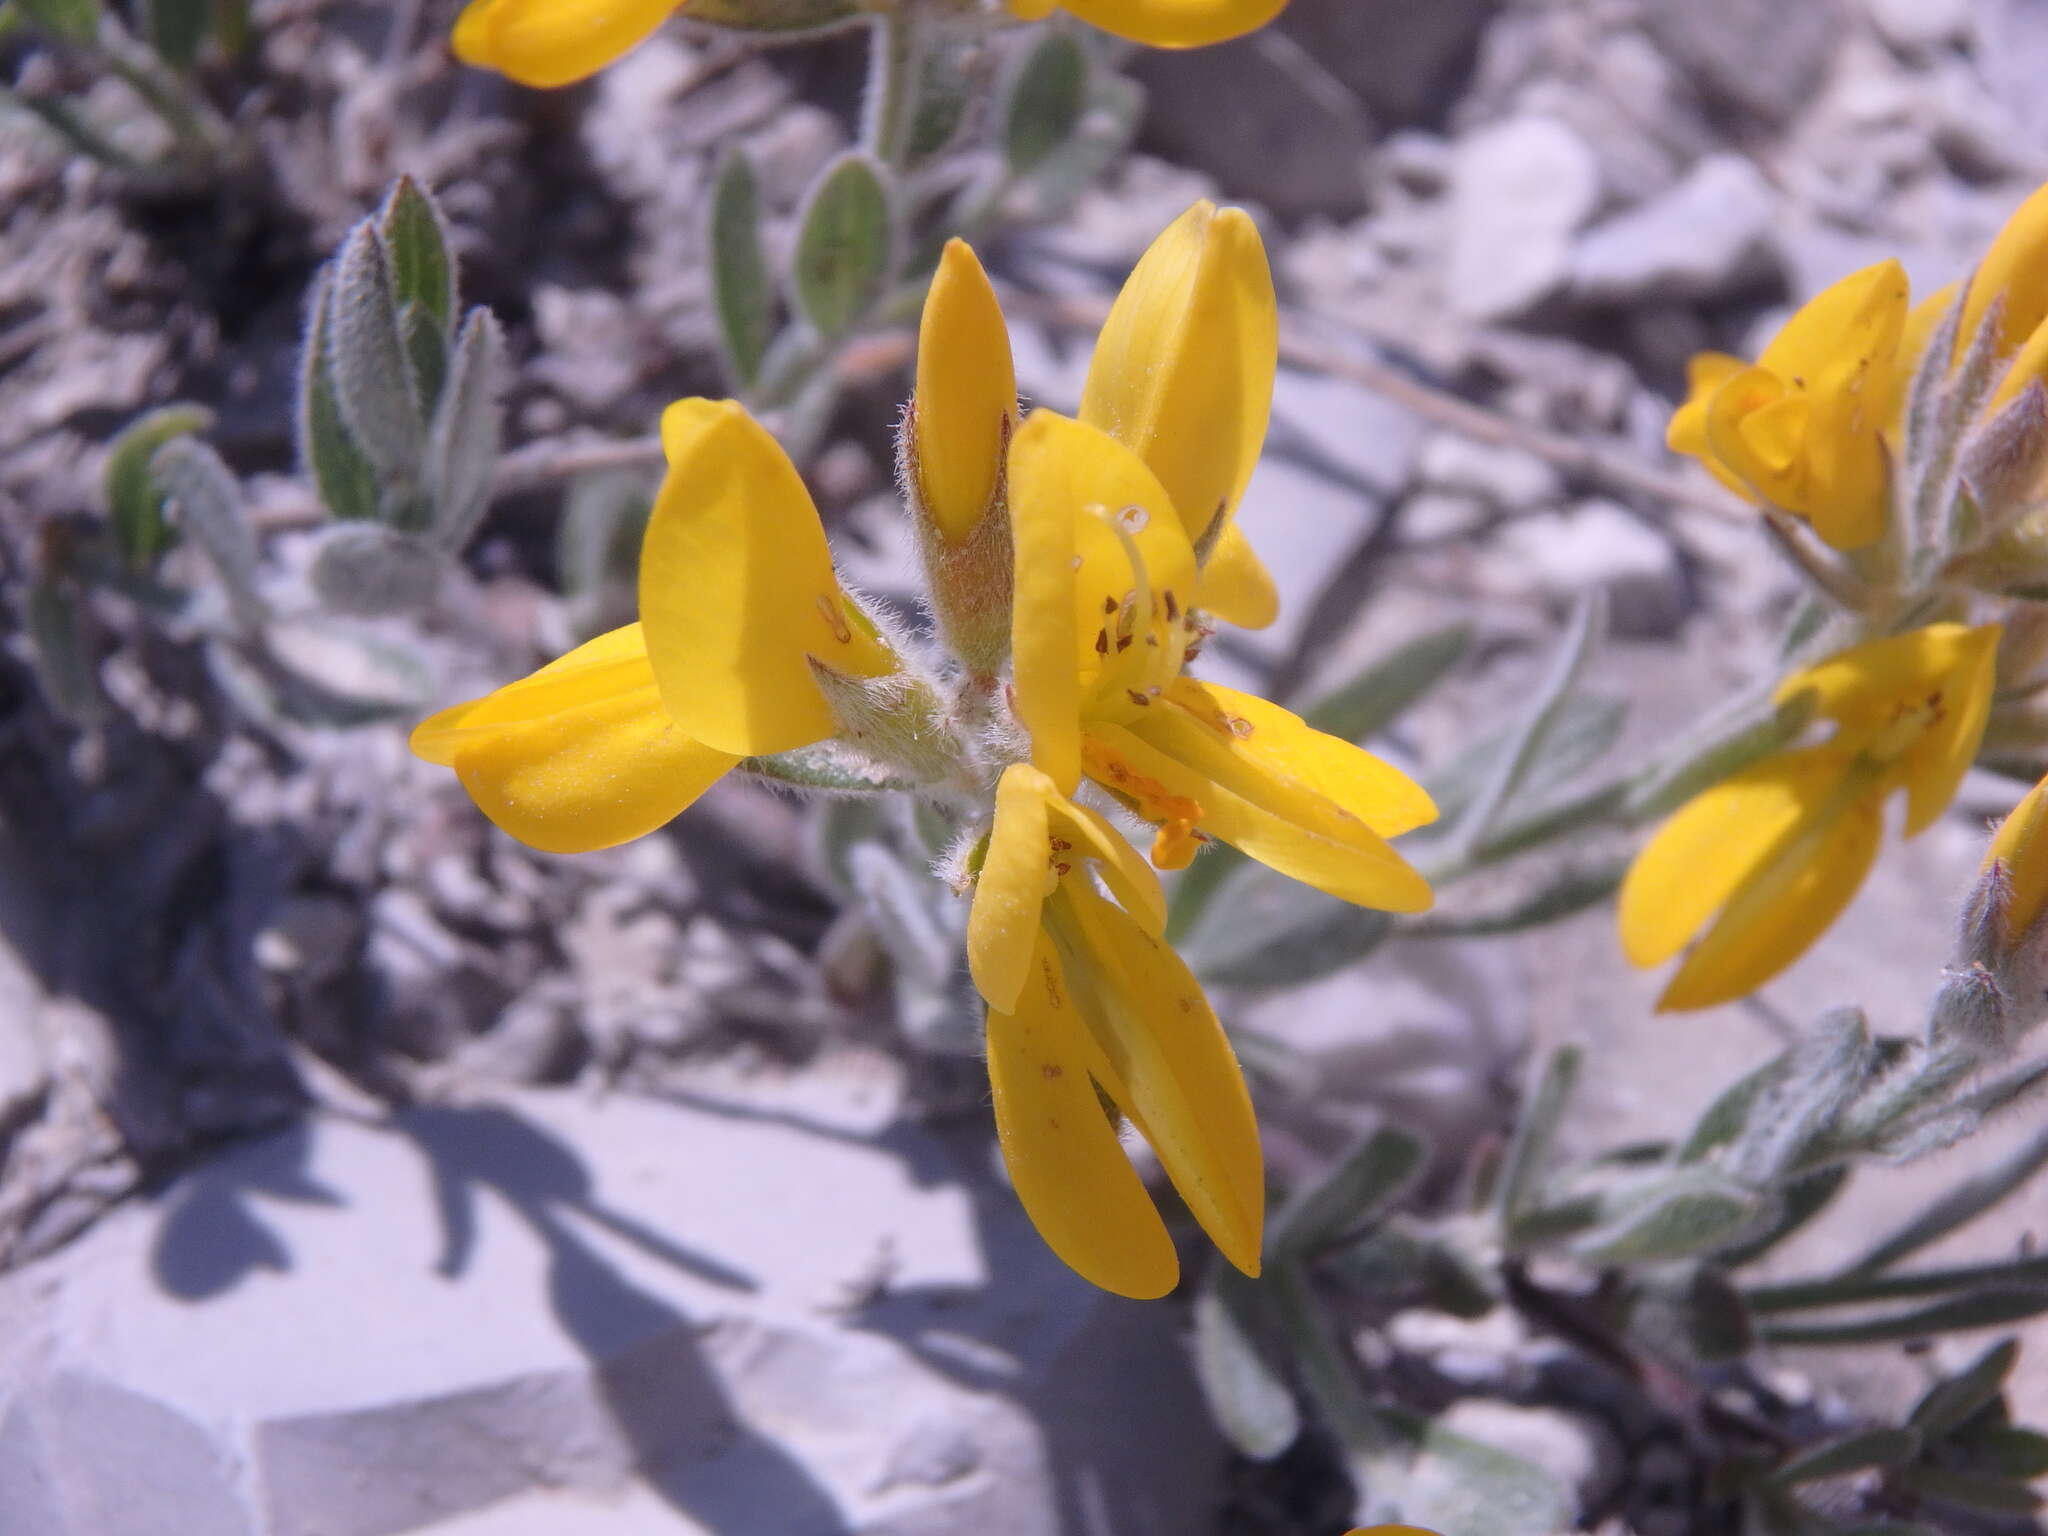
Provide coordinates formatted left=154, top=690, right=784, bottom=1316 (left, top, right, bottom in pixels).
left=1895, top=1464, right=2043, bottom=1515
left=1959, top=1424, right=2048, bottom=1480
left=379, top=176, right=456, bottom=332
left=1424, top=860, right=1625, bottom=937
left=1761, top=1288, right=2048, bottom=1347
left=401, top=303, right=449, bottom=416
left=1848, top=1124, right=2048, bottom=1273
left=25, top=577, right=101, bottom=723
left=1716, top=1163, right=1849, bottom=1269
left=1774, top=1427, right=1921, bottom=1484
left=1303, top=622, right=1473, bottom=744
left=329, top=221, right=425, bottom=478
left=103, top=403, right=212, bottom=570
left=1181, top=869, right=1389, bottom=989
left=1191, top=1272, right=1300, bottom=1461
left=297, top=270, right=382, bottom=523
left=1002, top=30, right=1086, bottom=176
left=709, top=148, right=774, bottom=389
left=1269, top=1123, right=1430, bottom=1260
left=1448, top=592, right=1604, bottom=858
left=152, top=438, right=263, bottom=624
left=1908, top=1336, right=2019, bottom=1441
left=1574, top=1175, right=1763, bottom=1265
left=1496, top=1046, right=1581, bottom=1224
left=1727, top=1006, right=1874, bottom=1184
left=423, top=308, right=505, bottom=550
left=791, top=152, right=892, bottom=339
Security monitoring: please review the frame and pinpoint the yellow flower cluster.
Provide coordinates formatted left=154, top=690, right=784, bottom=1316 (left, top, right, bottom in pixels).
left=1668, top=182, right=2048, bottom=552
left=413, top=203, right=1437, bottom=1297
left=452, top=0, right=1288, bottom=88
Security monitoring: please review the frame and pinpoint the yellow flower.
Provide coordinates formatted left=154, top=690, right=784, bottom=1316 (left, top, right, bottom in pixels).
left=969, top=762, right=1260, bottom=1298
left=410, top=398, right=893, bottom=849
left=1006, top=0, right=1287, bottom=47
left=1666, top=261, right=1909, bottom=551
left=1619, top=623, right=2001, bottom=1011
left=452, top=0, right=679, bottom=87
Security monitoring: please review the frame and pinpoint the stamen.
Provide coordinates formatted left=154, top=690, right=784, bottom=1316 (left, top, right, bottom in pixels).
left=815, top=593, right=854, bottom=645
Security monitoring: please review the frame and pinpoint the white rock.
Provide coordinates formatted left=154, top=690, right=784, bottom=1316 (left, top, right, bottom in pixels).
left=1417, top=433, right=1564, bottom=510
left=0, top=929, right=49, bottom=1128
left=1493, top=499, right=1688, bottom=638
left=1865, top=0, right=1969, bottom=48
left=0, top=1084, right=1227, bottom=1535
left=1570, top=154, right=1776, bottom=305
left=1447, top=118, right=1603, bottom=323
left=1237, top=937, right=1528, bottom=1153
left=1431, top=1398, right=1623, bottom=1513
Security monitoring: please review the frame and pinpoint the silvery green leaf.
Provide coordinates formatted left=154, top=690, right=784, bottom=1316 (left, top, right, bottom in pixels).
left=379, top=176, right=456, bottom=333
left=1495, top=1047, right=1581, bottom=1224
left=1002, top=29, right=1087, bottom=176
left=1679, top=1055, right=1782, bottom=1163
left=145, top=0, right=208, bottom=67
left=744, top=744, right=922, bottom=795
left=663, top=0, right=859, bottom=30
left=104, top=403, right=212, bottom=570
left=423, top=308, right=505, bottom=550
left=401, top=303, right=448, bottom=416
left=709, top=149, right=774, bottom=390
left=1426, top=692, right=1625, bottom=835
left=16, top=0, right=98, bottom=42
left=258, top=618, right=435, bottom=725
left=1447, top=592, right=1604, bottom=858
left=1354, top=1406, right=1573, bottom=1536
left=329, top=221, right=425, bottom=481
left=1762, top=1288, right=2048, bottom=1347
left=1573, top=1172, right=1764, bottom=1265
left=1895, top=1463, right=2043, bottom=1515
left=848, top=842, right=953, bottom=993
left=1181, top=866, right=1389, bottom=988
left=1304, top=622, right=1473, bottom=745
left=1418, top=859, right=1624, bottom=937
left=1270, top=1123, right=1429, bottom=1260
left=1960, top=1424, right=2048, bottom=1480
left=1876, top=1055, right=2048, bottom=1160
left=26, top=577, right=101, bottom=723
left=1010, top=72, right=1143, bottom=223
left=1775, top=1427, right=1921, bottom=1485
left=1191, top=1273, right=1299, bottom=1461
left=905, top=36, right=975, bottom=162
left=1726, top=1006, right=1874, bottom=1183
left=791, top=152, right=892, bottom=339
left=1717, top=1163, right=1848, bottom=1268
left=308, top=524, right=440, bottom=617
left=151, top=437, right=263, bottom=624
left=1909, top=1336, right=2019, bottom=1441
left=1622, top=683, right=1809, bottom=822
left=297, top=269, right=382, bottom=523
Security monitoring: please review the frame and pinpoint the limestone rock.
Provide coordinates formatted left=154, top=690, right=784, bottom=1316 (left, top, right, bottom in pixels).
left=1571, top=155, right=1778, bottom=305
left=1447, top=117, right=1602, bottom=322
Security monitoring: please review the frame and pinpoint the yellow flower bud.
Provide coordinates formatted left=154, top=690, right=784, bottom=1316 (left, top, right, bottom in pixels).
left=452, top=0, right=677, bottom=88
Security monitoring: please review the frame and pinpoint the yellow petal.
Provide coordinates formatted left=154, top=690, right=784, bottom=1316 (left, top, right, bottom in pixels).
left=1007, top=411, right=1084, bottom=793
left=1057, top=881, right=1263, bottom=1275
left=1898, top=623, right=2001, bottom=836
left=640, top=399, right=893, bottom=757
left=1658, top=789, right=1883, bottom=1011
left=1702, top=365, right=1798, bottom=502
left=410, top=624, right=738, bottom=853
left=1985, top=774, right=2048, bottom=944
left=1087, top=724, right=1434, bottom=912
left=1774, top=622, right=1995, bottom=741
left=1960, top=181, right=2048, bottom=366
left=452, top=0, right=676, bottom=87
left=1667, top=351, right=1747, bottom=456
left=1196, top=521, right=1279, bottom=630
left=913, top=240, right=1017, bottom=546
left=1156, top=676, right=1439, bottom=838
left=1046, top=797, right=1168, bottom=938
left=1618, top=744, right=1852, bottom=969
left=1759, top=260, right=1909, bottom=391
left=1053, top=0, right=1288, bottom=47
left=986, top=935, right=1180, bottom=1300
left=969, top=764, right=1057, bottom=1014
left=1009, top=410, right=1198, bottom=777
left=1080, top=202, right=1277, bottom=545
left=1989, top=311, right=2048, bottom=415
